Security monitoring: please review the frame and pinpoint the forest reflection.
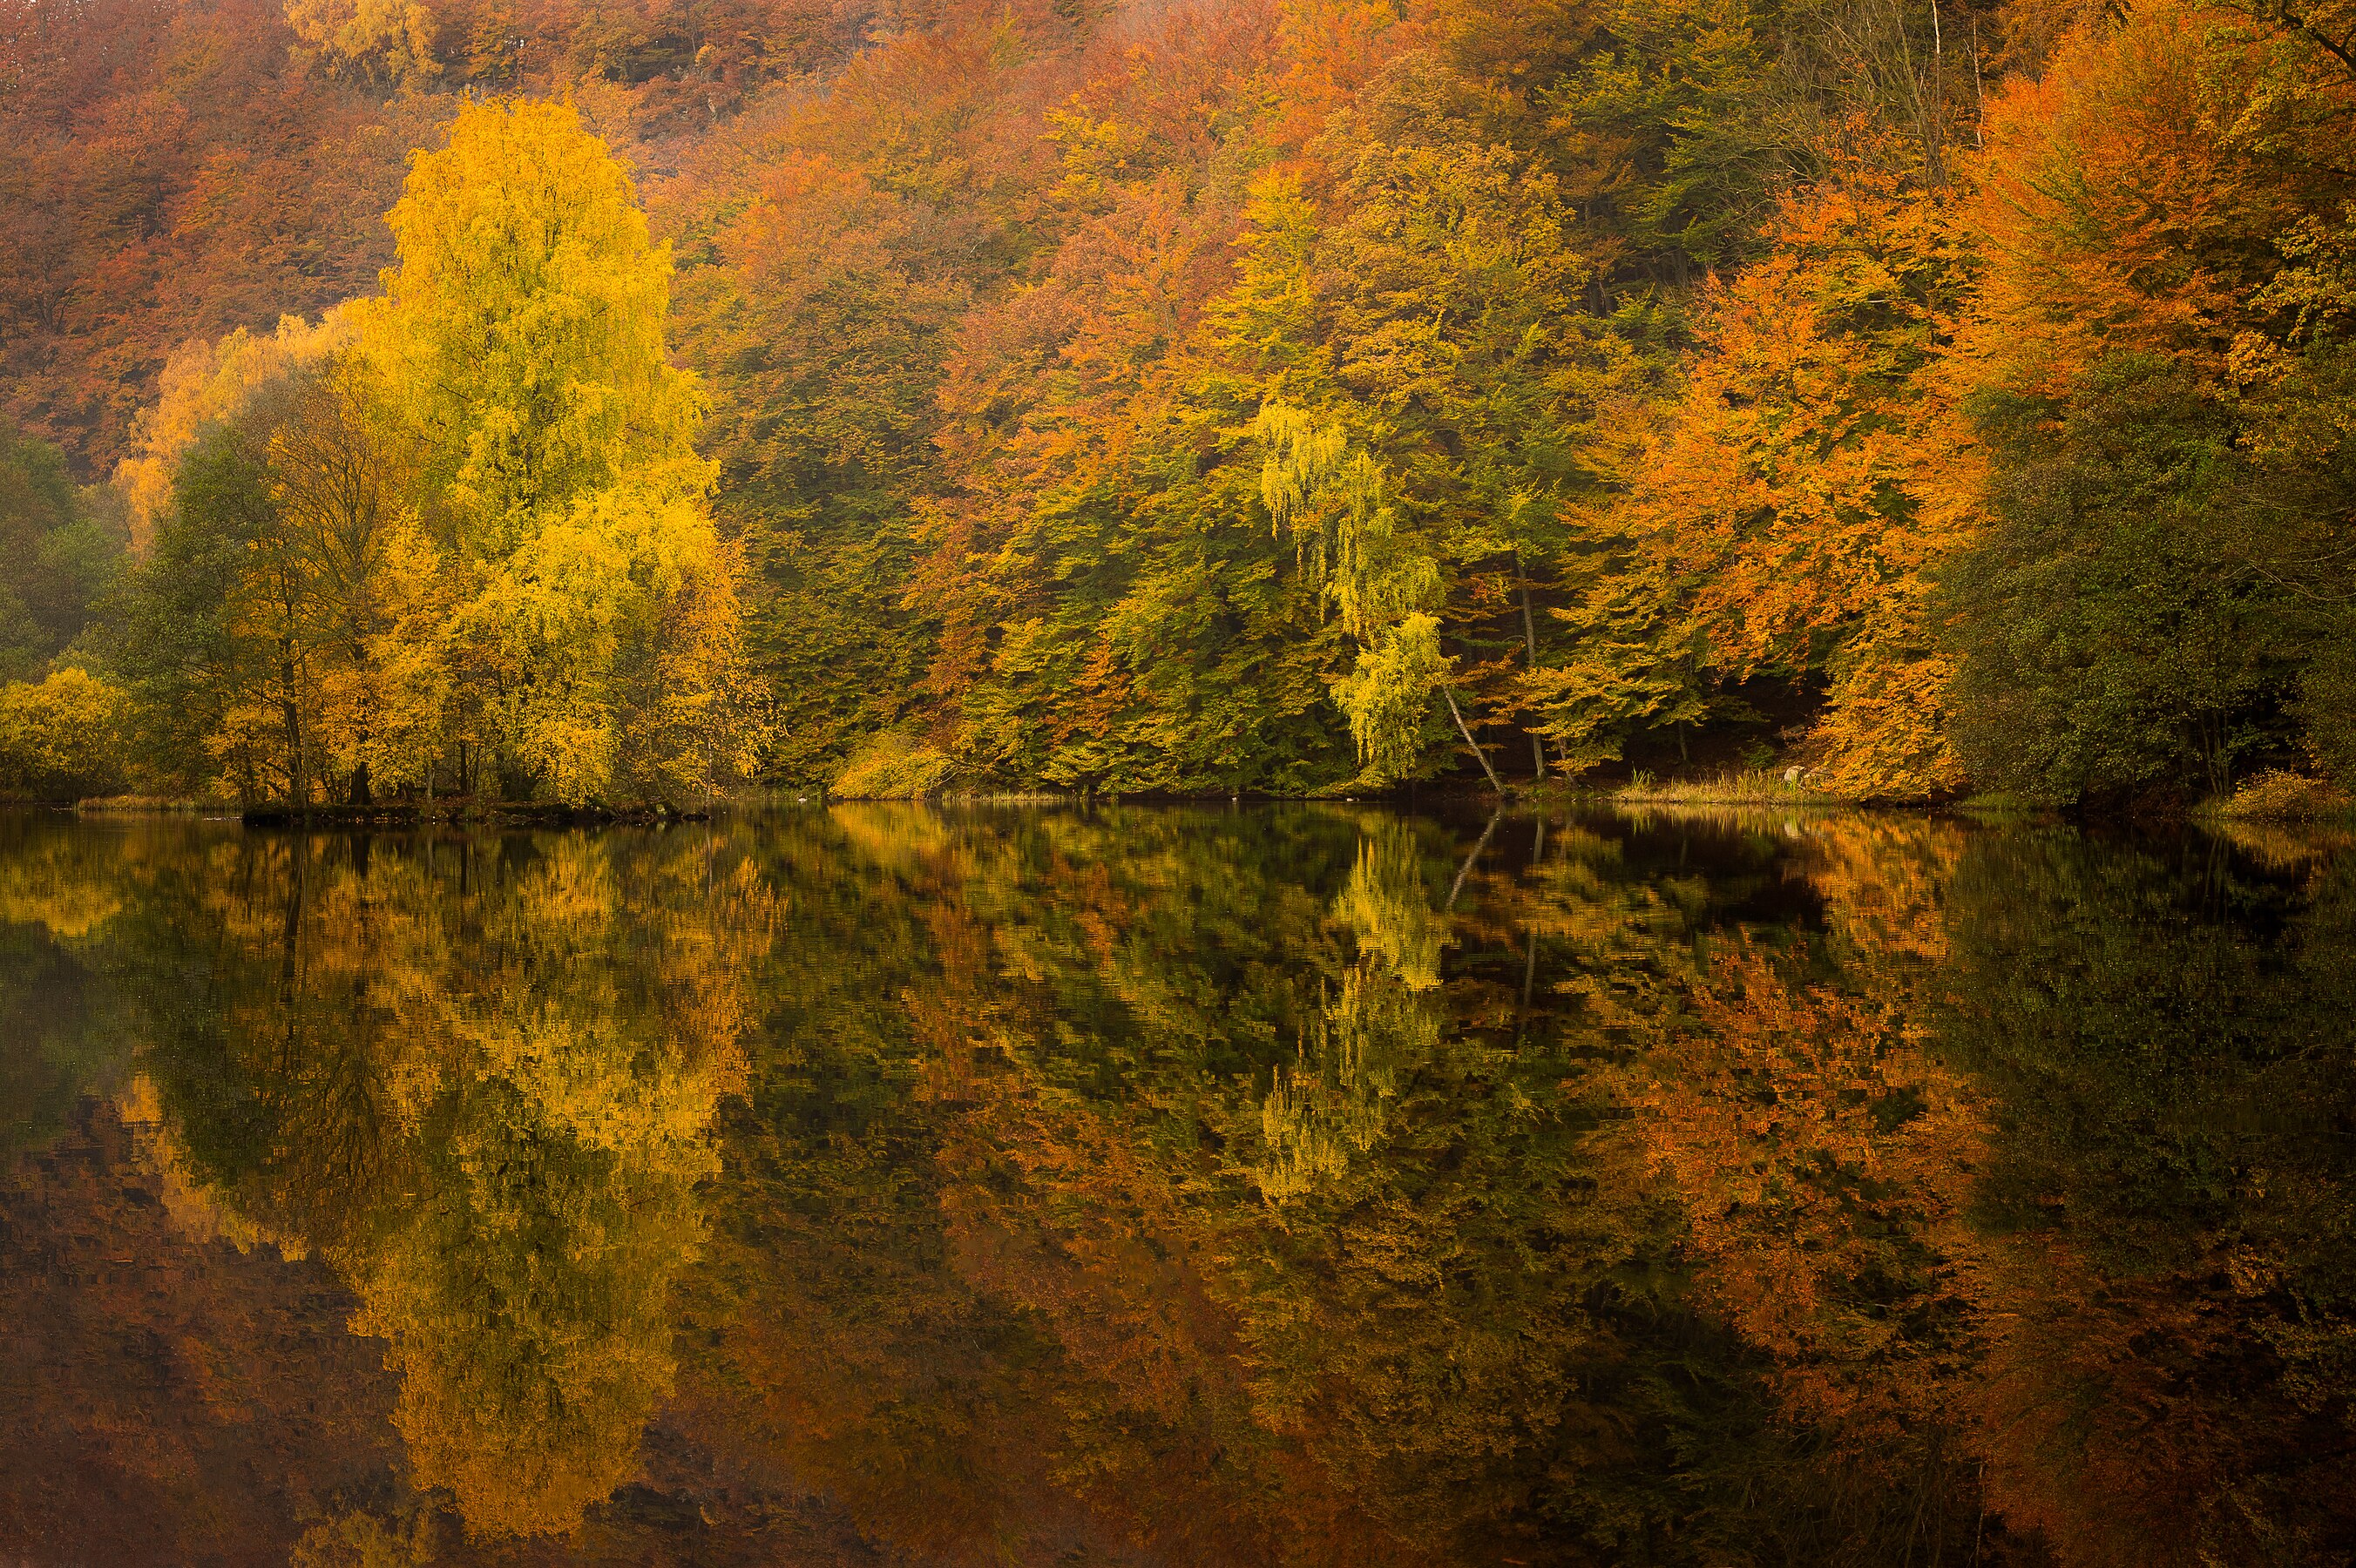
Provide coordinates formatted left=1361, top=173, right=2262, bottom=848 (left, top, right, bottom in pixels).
left=0, top=806, right=2350, bottom=1566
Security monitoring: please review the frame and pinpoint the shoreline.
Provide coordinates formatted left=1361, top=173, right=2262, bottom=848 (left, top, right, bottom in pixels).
left=12, top=783, right=2346, bottom=830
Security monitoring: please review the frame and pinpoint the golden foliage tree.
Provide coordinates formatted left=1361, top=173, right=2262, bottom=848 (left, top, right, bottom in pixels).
left=360, top=97, right=749, bottom=803
left=117, top=99, right=755, bottom=808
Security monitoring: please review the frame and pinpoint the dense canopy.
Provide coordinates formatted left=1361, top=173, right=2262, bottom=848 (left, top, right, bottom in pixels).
left=3, top=0, right=2353, bottom=808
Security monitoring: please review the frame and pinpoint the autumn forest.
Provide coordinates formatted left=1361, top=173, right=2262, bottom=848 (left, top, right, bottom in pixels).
left=6, top=3, right=2356, bottom=1559
left=4, top=0, right=2354, bottom=808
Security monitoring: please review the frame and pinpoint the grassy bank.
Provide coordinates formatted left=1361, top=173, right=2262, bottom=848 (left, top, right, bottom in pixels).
left=2194, top=771, right=2354, bottom=824
left=1610, top=768, right=1846, bottom=807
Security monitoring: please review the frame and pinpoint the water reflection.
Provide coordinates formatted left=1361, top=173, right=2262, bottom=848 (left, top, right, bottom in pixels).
left=0, top=807, right=2350, bottom=1565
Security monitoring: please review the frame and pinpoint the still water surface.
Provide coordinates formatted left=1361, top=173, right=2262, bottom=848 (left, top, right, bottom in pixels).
left=2, top=806, right=2352, bottom=1566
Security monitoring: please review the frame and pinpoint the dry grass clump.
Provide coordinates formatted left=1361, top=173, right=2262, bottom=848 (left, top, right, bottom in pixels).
left=1614, top=767, right=1844, bottom=806
left=72, top=794, right=227, bottom=813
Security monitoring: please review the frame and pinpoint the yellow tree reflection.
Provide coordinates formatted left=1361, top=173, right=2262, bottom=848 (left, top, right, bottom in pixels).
left=125, top=829, right=762, bottom=1538
left=1259, top=819, right=1446, bottom=1205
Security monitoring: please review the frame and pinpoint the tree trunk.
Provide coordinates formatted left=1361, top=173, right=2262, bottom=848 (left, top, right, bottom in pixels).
left=1513, top=551, right=1547, bottom=781
left=281, top=688, right=305, bottom=813
left=1444, top=686, right=1506, bottom=794
left=1447, top=808, right=1501, bottom=910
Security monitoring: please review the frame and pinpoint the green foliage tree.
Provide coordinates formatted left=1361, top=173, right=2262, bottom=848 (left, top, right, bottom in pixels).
left=1937, top=826, right=2356, bottom=1558
left=1941, top=0, right=2356, bottom=805
left=0, top=421, right=123, bottom=684
left=1944, top=354, right=2348, bottom=801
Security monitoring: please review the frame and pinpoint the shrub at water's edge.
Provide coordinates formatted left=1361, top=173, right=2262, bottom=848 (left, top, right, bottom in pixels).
left=0, top=670, right=125, bottom=802
left=830, top=732, right=957, bottom=801
left=2196, top=770, right=2353, bottom=823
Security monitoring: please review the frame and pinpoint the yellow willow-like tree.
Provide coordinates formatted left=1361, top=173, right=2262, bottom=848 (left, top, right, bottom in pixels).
left=1256, top=403, right=1475, bottom=789
left=358, top=98, right=753, bottom=804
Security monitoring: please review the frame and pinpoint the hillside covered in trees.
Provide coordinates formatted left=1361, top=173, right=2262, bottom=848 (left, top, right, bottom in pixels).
left=3, top=0, right=2354, bottom=808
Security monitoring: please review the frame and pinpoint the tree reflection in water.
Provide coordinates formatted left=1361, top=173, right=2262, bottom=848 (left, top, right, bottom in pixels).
left=0, top=806, right=2349, bottom=1565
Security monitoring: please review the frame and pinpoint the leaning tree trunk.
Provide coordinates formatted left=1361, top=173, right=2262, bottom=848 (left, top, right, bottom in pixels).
left=1443, top=686, right=1506, bottom=794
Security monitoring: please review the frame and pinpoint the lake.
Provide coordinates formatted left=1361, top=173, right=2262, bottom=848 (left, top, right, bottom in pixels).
left=2, top=805, right=2352, bottom=1565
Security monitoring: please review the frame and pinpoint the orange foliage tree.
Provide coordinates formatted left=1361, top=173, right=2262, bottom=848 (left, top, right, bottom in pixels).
left=1539, top=167, right=1982, bottom=797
